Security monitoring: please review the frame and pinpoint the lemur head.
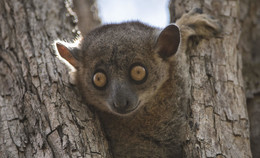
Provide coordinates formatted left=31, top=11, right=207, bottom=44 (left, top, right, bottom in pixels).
left=55, top=22, right=180, bottom=116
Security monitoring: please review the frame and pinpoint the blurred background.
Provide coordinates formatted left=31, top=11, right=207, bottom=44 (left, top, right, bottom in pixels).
left=97, top=0, right=170, bottom=28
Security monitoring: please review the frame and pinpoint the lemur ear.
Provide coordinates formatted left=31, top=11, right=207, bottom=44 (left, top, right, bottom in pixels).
left=55, top=41, right=79, bottom=69
left=155, top=24, right=180, bottom=59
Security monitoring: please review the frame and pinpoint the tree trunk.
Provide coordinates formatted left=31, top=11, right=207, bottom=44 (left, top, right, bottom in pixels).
left=169, top=0, right=252, bottom=157
left=71, top=0, right=101, bottom=35
left=239, top=0, right=260, bottom=157
left=0, top=0, right=111, bottom=157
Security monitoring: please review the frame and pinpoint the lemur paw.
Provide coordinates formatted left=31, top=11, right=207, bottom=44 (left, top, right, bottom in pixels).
left=176, top=8, right=222, bottom=40
left=190, top=8, right=203, bottom=14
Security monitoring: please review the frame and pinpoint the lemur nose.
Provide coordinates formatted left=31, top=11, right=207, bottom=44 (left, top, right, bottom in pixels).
left=110, top=80, right=138, bottom=114
left=113, top=99, right=130, bottom=111
left=111, top=91, right=138, bottom=114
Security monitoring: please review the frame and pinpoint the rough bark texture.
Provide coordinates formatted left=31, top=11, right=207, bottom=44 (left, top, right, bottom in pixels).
left=0, top=0, right=110, bottom=157
left=239, top=0, right=260, bottom=157
left=170, top=1, right=252, bottom=157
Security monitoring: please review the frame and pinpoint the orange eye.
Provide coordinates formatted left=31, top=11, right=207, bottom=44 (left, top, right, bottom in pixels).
left=93, top=71, right=107, bottom=89
left=130, top=65, right=147, bottom=83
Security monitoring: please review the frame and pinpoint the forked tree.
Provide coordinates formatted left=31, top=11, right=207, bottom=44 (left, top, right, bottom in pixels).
left=1, top=0, right=258, bottom=157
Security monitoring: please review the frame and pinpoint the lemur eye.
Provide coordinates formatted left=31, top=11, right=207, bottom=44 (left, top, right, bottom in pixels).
left=130, top=64, right=147, bottom=84
left=92, top=71, right=107, bottom=89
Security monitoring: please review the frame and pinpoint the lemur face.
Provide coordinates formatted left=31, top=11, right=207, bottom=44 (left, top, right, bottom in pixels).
left=55, top=22, right=180, bottom=116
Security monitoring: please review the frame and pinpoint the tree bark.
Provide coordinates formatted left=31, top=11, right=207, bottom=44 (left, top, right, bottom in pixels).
left=239, top=0, right=260, bottom=157
left=0, top=0, right=110, bottom=157
left=169, top=1, right=252, bottom=157
left=71, top=0, right=101, bottom=35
